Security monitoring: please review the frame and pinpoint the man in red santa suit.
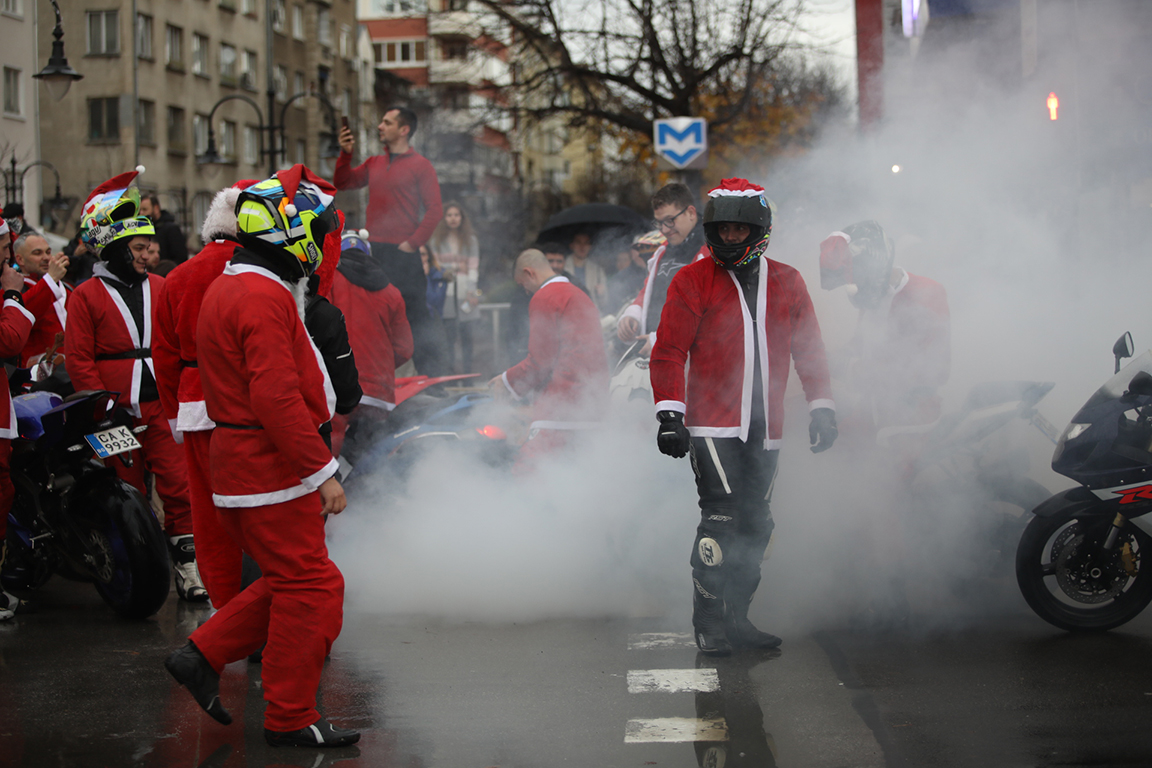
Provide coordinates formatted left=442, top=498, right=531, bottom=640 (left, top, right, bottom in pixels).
left=64, top=169, right=206, bottom=602
left=153, top=181, right=257, bottom=608
left=818, top=221, right=950, bottom=437
left=164, top=167, right=359, bottom=748
left=0, top=218, right=35, bottom=621
left=328, top=229, right=411, bottom=458
left=490, top=248, right=608, bottom=470
left=12, top=232, right=70, bottom=366
left=650, top=178, right=838, bottom=656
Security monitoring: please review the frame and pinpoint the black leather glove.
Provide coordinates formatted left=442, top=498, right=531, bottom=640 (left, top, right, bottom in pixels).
left=809, top=407, right=837, bottom=453
left=657, top=410, right=691, bottom=458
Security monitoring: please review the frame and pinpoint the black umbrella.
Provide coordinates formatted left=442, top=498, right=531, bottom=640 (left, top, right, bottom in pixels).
left=536, top=203, right=650, bottom=247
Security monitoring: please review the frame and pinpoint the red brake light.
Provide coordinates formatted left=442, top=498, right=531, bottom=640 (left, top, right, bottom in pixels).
left=476, top=425, right=506, bottom=440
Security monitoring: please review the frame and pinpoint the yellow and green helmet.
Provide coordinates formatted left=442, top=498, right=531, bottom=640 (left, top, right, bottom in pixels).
left=78, top=167, right=155, bottom=254
left=235, top=165, right=340, bottom=277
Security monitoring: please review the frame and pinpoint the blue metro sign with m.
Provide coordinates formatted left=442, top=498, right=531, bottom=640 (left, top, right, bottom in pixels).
left=654, top=117, right=708, bottom=169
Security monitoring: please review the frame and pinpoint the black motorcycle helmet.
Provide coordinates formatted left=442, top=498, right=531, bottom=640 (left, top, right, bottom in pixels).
left=839, top=220, right=895, bottom=310
left=701, top=178, right=773, bottom=269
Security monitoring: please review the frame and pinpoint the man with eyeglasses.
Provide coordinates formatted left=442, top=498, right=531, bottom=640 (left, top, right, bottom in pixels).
left=616, top=183, right=708, bottom=355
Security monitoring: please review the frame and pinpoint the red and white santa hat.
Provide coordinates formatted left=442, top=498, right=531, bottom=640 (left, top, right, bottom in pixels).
left=707, top=178, right=767, bottom=198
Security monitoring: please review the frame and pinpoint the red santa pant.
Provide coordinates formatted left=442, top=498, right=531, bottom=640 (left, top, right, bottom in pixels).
left=114, top=400, right=192, bottom=537
left=183, top=430, right=243, bottom=607
left=188, top=492, right=345, bottom=732
left=0, top=438, right=11, bottom=544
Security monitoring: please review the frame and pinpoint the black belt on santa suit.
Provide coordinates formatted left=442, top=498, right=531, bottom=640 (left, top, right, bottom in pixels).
left=96, top=348, right=151, bottom=361
left=179, top=359, right=198, bottom=368
left=215, top=422, right=263, bottom=430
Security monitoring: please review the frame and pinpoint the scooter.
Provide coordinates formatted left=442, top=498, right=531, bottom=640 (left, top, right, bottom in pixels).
left=1, top=389, right=171, bottom=619
left=1016, top=332, right=1152, bottom=631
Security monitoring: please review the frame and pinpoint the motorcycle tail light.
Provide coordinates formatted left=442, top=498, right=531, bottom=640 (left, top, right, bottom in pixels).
left=476, top=425, right=506, bottom=440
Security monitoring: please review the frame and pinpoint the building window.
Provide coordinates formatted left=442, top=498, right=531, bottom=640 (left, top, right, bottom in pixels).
left=241, top=50, right=257, bottom=90
left=339, top=24, right=353, bottom=59
left=220, top=43, right=237, bottom=84
left=295, top=138, right=306, bottom=164
left=220, top=119, right=237, bottom=161
left=241, top=0, right=256, bottom=14
left=243, top=125, right=260, bottom=165
left=136, top=13, right=153, bottom=59
left=446, top=0, right=467, bottom=9
left=273, top=65, right=288, bottom=101
left=382, top=39, right=427, bottom=67
left=167, top=106, right=186, bottom=152
left=2, top=0, right=23, bottom=17
left=138, top=99, right=156, bottom=144
left=272, top=0, right=286, bottom=33
left=441, top=39, right=466, bottom=60
left=293, top=71, right=305, bottom=104
left=317, top=10, right=331, bottom=46
left=291, top=5, right=304, bottom=40
left=165, top=25, right=183, bottom=68
left=87, top=10, right=119, bottom=55
left=191, top=192, right=212, bottom=242
left=193, top=114, right=208, bottom=155
left=317, top=65, right=330, bottom=96
left=192, top=34, right=209, bottom=76
left=372, top=43, right=382, bottom=65
left=2, top=67, right=20, bottom=116
left=373, top=0, right=423, bottom=15
left=88, top=96, right=120, bottom=141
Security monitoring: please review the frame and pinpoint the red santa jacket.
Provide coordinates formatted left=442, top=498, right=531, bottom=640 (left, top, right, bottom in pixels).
left=619, top=241, right=708, bottom=342
left=650, top=256, right=835, bottom=449
left=153, top=239, right=236, bottom=432
left=0, top=298, right=36, bottom=439
left=501, top=276, right=609, bottom=429
left=64, top=264, right=163, bottom=418
left=20, top=274, right=70, bottom=366
left=855, top=270, right=950, bottom=426
left=197, top=262, right=337, bottom=508
left=329, top=271, right=413, bottom=410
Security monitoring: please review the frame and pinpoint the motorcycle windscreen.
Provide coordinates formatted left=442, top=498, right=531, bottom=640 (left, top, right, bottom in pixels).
left=1055, top=350, right=1152, bottom=487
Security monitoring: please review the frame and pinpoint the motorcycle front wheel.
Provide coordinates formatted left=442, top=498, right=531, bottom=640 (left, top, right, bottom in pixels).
left=81, top=479, right=172, bottom=620
left=1016, top=509, right=1152, bottom=631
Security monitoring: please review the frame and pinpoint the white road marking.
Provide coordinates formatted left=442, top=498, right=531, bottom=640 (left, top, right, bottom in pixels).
left=625, top=717, right=728, bottom=743
left=626, top=632, right=695, bottom=650
left=627, top=668, right=720, bottom=694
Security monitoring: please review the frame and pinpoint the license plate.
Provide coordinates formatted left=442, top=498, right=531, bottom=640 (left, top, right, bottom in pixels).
left=84, top=426, right=142, bottom=458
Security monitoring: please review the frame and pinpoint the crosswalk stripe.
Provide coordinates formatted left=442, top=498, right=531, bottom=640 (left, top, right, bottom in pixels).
left=624, top=717, right=729, bottom=743
left=626, top=632, right=695, bottom=651
left=627, top=668, right=720, bottom=694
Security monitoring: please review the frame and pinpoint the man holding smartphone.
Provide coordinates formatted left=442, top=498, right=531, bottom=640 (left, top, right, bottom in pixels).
left=333, top=107, right=444, bottom=375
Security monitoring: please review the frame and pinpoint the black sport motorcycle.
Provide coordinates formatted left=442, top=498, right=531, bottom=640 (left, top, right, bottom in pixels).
left=1016, top=333, right=1152, bottom=631
left=2, top=389, right=171, bottom=619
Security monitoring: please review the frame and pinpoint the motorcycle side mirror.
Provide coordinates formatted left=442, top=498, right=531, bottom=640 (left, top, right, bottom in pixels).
left=1126, top=370, right=1152, bottom=398
left=1114, top=332, right=1134, bottom=373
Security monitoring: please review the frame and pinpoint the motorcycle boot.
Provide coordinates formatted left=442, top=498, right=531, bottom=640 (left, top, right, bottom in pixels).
left=724, top=577, right=781, bottom=650
left=169, top=535, right=209, bottom=602
left=692, top=574, right=732, bottom=656
left=164, top=641, right=232, bottom=724
left=265, top=717, right=361, bottom=748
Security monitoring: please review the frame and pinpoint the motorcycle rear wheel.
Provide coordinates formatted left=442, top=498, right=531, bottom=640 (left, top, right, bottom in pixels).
left=83, top=480, right=172, bottom=620
left=1016, top=509, right=1152, bottom=631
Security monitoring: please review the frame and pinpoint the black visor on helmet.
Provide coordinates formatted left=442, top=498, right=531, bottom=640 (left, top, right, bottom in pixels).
left=702, top=195, right=773, bottom=269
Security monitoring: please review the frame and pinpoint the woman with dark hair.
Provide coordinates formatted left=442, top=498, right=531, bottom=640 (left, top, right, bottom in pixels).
left=429, top=201, right=480, bottom=373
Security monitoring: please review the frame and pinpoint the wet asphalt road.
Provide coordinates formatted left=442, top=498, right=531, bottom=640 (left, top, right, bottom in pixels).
left=2, top=577, right=1152, bottom=768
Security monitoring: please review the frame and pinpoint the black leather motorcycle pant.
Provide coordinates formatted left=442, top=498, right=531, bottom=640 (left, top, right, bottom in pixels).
left=688, top=435, right=779, bottom=613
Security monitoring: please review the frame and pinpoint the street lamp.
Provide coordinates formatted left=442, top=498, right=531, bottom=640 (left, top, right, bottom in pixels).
left=32, top=0, right=83, bottom=101
left=196, top=94, right=276, bottom=177
left=4, top=157, right=73, bottom=231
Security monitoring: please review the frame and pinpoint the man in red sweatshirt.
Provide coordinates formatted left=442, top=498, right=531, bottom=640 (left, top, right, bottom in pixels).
left=334, top=106, right=444, bottom=374
left=13, top=232, right=71, bottom=366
